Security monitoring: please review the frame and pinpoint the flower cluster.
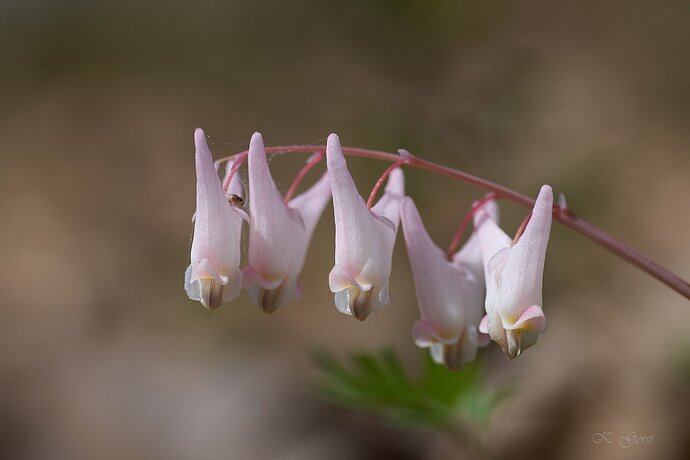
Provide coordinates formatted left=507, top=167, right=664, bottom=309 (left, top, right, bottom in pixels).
left=185, top=130, right=553, bottom=368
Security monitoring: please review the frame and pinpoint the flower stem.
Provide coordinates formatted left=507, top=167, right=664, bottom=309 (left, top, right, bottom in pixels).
left=512, top=211, right=532, bottom=245
left=221, top=153, right=247, bottom=193
left=446, top=193, right=497, bottom=259
left=216, top=145, right=690, bottom=300
left=283, top=152, right=325, bottom=203
left=366, top=159, right=407, bottom=208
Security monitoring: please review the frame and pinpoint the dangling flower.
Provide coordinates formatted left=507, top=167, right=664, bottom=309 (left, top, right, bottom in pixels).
left=475, top=185, right=553, bottom=358
left=326, top=133, right=404, bottom=321
left=184, top=128, right=244, bottom=309
left=400, top=197, right=491, bottom=370
left=244, top=133, right=331, bottom=313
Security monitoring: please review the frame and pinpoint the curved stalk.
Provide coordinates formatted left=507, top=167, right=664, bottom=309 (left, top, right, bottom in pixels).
left=366, top=159, right=407, bottom=208
left=283, top=152, right=325, bottom=203
left=216, top=145, right=690, bottom=300
left=446, top=193, right=497, bottom=259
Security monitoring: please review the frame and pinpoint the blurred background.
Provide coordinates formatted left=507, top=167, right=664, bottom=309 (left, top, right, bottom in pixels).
left=1, top=0, right=689, bottom=459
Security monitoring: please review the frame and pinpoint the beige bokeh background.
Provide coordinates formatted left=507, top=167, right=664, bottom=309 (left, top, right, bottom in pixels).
left=1, top=1, right=689, bottom=459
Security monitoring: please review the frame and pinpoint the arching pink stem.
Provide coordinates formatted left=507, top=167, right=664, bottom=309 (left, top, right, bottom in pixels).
left=215, top=145, right=690, bottom=300
left=222, top=153, right=247, bottom=193
left=283, top=152, right=325, bottom=203
left=512, top=211, right=532, bottom=245
left=446, top=193, right=497, bottom=260
left=366, top=160, right=407, bottom=208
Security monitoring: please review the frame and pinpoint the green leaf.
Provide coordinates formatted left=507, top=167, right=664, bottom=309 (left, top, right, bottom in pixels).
left=311, top=348, right=512, bottom=431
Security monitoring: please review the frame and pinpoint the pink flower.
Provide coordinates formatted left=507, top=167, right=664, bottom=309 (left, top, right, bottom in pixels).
left=475, top=185, right=553, bottom=358
left=244, top=133, right=331, bottom=312
left=400, top=197, right=493, bottom=370
left=184, top=129, right=244, bottom=309
left=326, top=134, right=404, bottom=321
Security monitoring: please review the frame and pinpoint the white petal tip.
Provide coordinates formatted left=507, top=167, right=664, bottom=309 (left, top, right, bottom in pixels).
left=397, top=149, right=414, bottom=159
left=559, top=192, right=568, bottom=209
left=386, top=168, right=405, bottom=193
left=538, top=184, right=554, bottom=203
left=478, top=315, right=489, bottom=334
left=194, top=128, right=209, bottom=149
left=334, top=287, right=376, bottom=321
left=250, top=132, right=264, bottom=145
left=473, top=196, right=499, bottom=226
left=505, top=305, right=547, bottom=333
left=326, top=134, right=345, bottom=162
left=413, top=319, right=444, bottom=347
left=334, top=289, right=353, bottom=316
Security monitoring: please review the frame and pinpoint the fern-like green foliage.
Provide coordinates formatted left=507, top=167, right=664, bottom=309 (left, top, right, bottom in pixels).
left=312, top=349, right=511, bottom=431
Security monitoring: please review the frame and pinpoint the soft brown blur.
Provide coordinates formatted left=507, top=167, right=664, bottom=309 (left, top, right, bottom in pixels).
left=1, top=1, right=689, bottom=459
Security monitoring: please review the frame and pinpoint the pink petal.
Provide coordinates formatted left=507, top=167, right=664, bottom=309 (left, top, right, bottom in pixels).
left=498, top=185, right=553, bottom=320
left=244, top=133, right=330, bottom=311
left=223, top=159, right=245, bottom=200
left=288, top=172, right=331, bottom=238
left=245, top=132, right=320, bottom=311
left=326, top=134, right=402, bottom=319
left=478, top=315, right=489, bottom=334
left=401, top=197, right=488, bottom=369
left=185, top=128, right=243, bottom=308
left=413, top=319, right=453, bottom=347
left=370, top=167, right=404, bottom=231
left=401, top=197, right=466, bottom=336
left=504, top=304, right=547, bottom=333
